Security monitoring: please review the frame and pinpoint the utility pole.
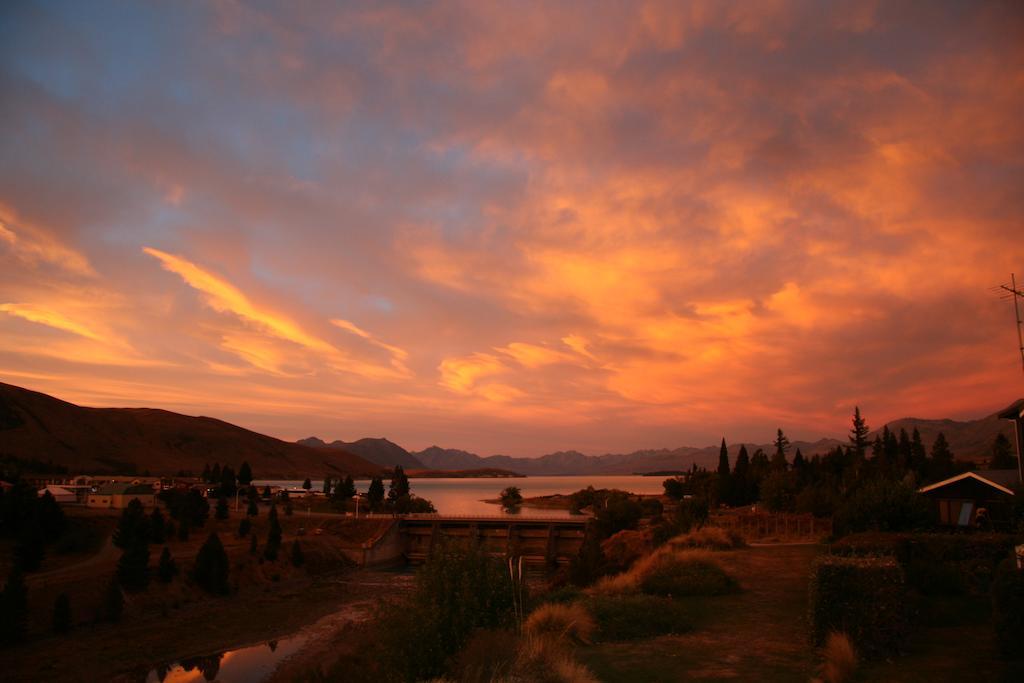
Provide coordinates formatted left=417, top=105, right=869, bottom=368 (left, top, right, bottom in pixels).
left=994, top=273, right=1024, bottom=373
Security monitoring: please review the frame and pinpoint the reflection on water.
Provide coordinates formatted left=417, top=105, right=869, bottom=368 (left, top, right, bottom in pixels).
left=145, top=633, right=309, bottom=683
left=252, top=475, right=667, bottom=517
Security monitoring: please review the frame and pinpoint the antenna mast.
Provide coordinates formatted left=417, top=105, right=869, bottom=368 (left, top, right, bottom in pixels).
left=995, top=273, right=1024, bottom=373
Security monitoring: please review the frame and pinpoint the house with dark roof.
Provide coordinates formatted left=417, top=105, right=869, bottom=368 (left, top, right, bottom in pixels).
left=87, top=482, right=156, bottom=509
left=918, top=470, right=1018, bottom=527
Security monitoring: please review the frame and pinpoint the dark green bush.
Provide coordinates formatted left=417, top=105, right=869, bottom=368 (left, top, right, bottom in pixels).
left=809, top=555, right=908, bottom=658
left=640, top=557, right=739, bottom=597
left=831, top=532, right=1016, bottom=595
left=991, top=558, right=1024, bottom=659
left=586, top=595, right=693, bottom=640
left=832, top=479, right=931, bottom=537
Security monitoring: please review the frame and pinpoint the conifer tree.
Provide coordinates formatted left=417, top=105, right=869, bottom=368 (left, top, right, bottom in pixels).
left=202, top=463, right=212, bottom=483
left=732, top=445, right=751, bottom=506
left=249, top=533, right=259, bottom=556
left=238, top=517, right=251, bottom=538
left=211, top=462, right=222, bottom=484
left=193, top=533, right=229, bottom=595
left=158, top=547, right=178, bottom=583
left=247, top=499, right=259, bottom=517
left=849, top=406, right=870, bottom=460
left=367, top=476, right=385, bottom=511
left=264, top=505, right=282, bottom=560
left=302, top=477, right=312, bottom=491
left=15, top=517, right=45, bottom=572
left=0, top=568, right=28, bottom=645
left=290, top=540, right=304, bottom=567
left=990, top=433, right=1016, bottom=469
left=771, top=429, right=790, bottom=471
left=177, top=518, right=190, bottom=542
left=53, top=592, right=71, bottom=634
left=113, top=498, right=149, bottom=549
left=237, top=461, right=253, bottom=486
left=716, top=439, right=731, bottom=505
left=116, top=541, right=150, bottom=591
left=323, top=476, right=333, bottom=495
left=930, top=432, right=955, bottom=480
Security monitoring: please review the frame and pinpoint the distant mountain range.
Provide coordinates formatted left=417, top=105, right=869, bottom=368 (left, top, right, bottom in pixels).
left=297, top=436, right=425, bottom=470
left=0, top=382, right=383, bottom=479
left=1, top=381, right=1016, bottom=479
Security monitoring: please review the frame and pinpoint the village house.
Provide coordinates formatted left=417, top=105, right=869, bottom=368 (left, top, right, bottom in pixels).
left=87, top=482, right=156, bottom=509
left=919, top=470, right=1018, bottom=528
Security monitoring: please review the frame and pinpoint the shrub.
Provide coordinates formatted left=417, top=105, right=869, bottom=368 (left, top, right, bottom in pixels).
left=668, top=526, right=745, bottom=551
left=600, top=530, right=650, bottom=573
left=290, top=540, right=305, bottom=567
left=832, top=479, right=931, bottom=537
left=640, top=555, right=739, bottom=597
left=193, top=533, right=229, bottom=595
left=450, top=628, right=520, bottom=682
left=510, top=635, right=599, bottom=683
left=820, top=631, right=857, bottom=683
left=586, top=595, right=693, bottom=641
left=158, top=547, right=178, bottom=583
left=991, top=558, right=1024, bottom=659
left=809, top=555, right=908, bottom=658
left=524, top=602, right=595, bottom=644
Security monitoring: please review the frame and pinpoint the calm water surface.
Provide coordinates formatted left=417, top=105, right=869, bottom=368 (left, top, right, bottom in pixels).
left=252, top=475, right=667, bottom=517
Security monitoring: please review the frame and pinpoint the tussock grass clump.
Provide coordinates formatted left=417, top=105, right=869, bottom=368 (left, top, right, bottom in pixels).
left=821, top=631, right=858, bottom=683
left=525, top=602, right=596, bottom=644
left=586, top=594, right=693, bottom=641
left=668, top=526, right=746, bottom=550
left=591, top=548, right=740, bottom=597
left=511, top=636, right=600, bottom=683
left=641, top=554, right=740, bottom=597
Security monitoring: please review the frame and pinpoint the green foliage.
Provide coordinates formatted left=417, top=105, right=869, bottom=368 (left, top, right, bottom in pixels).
left=771, top=429, right=790, bottom=471
left=499, top=486, right=523, bottom=509
left=832, top=478, right=931, bottom=537
left=586, top=595, right=693, bottom=641
left=193, top=532, right=230, bottom=595
left=640, top=556, right=740, bottom=597
left=760, top=471, right=797, bottom=512
left=158, top=546, right=178, bottom=583
left=991, top=558, right=1024, bottom=659
left=264, top=504, right=282, bottom=560
left=849, top=406, right=870, bottom=459
left=366, top=476, right=385, bottom=511
left=302, top=477, right=312, bottom=491
left=247, top=499, right=258, bottom=517
left=809, top=555, right=908, bottom=658
left=113, top=498, right=150, bottom=549
left=237, top=461, right=253, bottom=486
left=332, top=475, right=357, bottom=506
left=0, top=568, right=28, bottom=646
left=374, top=539, right=518, bottom=681
left=53, top=592, right=72, bottom=634
left=591, top=491, right=644, bottom=539
left=990, top=433, right=1016, bottom=470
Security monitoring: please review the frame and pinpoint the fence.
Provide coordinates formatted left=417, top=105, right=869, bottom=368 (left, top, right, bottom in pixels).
left=712, top=511, right=831, bottom=539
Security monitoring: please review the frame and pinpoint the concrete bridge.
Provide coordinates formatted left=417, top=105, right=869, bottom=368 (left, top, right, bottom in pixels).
left=352, top=514, right=590, bottom=567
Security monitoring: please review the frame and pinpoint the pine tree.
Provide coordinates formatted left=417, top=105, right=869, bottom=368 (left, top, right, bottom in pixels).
left=792, top=448, right=807, bottom=485
left=220, top=466, right=237, bottom=497
left=302, top=477, right=312, bottom=491
left=237, top=461, right=253, bottom=486
left=264, top=505, right=282, bottom=560
left=53, top=592, right=71, bottom=634
left=732, top=445, right=751, bottom=506
left=897, top=428, right=912, bottom=471
left=367, top=477, right=385, bottom=511
left=238, top=517, right=252, bottom=538
left=211, top=462, right=222, bottom=484
left=716, top=439, right=732, bottom=506
left=249, top=534, right=259, bottom=556
left=0, top=568, right=28, bottom=645
left=323, top=476, right=333, bottom=496
left=113, top=498, right=149, bottom=549
left=290, top=540, right=304, bottom=567
left=202, top=463, right=212, bottom=483
left=37, top=490, right=67, bottom=538
left=247, top=499, right=259, bottom=517
left=215, top=496, right=229, bottom=520
left=158, top=547, right=178, bottom=583
left=15, top=517, right=45, bottom=572
left=771, top=429, right=790, bottom=471
left=849, top=406, right=870, bottom=460
left=990, top=433, right=1016, bottom=469
left=930, top=432, right=955, bottom=480
left=193, top=533, right=229, bottom=595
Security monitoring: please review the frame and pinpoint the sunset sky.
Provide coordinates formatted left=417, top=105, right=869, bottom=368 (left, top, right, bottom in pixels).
left=1, top=1, right=1022, bottom=456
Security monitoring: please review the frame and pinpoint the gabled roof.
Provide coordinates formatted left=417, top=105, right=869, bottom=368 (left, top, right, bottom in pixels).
left=918, top=471, right=1018, bottom=496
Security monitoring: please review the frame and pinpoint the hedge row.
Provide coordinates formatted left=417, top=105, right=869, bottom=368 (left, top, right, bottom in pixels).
left=991, top=558, right=1024, bottom=658
left=830, top=532, right=1017, bottom=595
left=809, top=555, right=908, bottom=658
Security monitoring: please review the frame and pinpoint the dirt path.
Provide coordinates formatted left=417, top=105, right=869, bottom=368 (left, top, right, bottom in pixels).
left=579, top=544, right=822, bottom=681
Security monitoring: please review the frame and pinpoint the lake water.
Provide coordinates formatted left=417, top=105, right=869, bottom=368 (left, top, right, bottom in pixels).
left=145, top=635, right=307, bottom=683
left=251, top=475, right=668, bottom=517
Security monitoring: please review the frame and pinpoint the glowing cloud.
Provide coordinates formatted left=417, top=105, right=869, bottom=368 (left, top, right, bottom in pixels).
left=0, top=303, right=105, bottom=342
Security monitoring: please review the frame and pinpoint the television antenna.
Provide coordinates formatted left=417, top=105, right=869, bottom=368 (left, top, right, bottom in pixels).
left=992, top=273, right=1024, bottom=373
